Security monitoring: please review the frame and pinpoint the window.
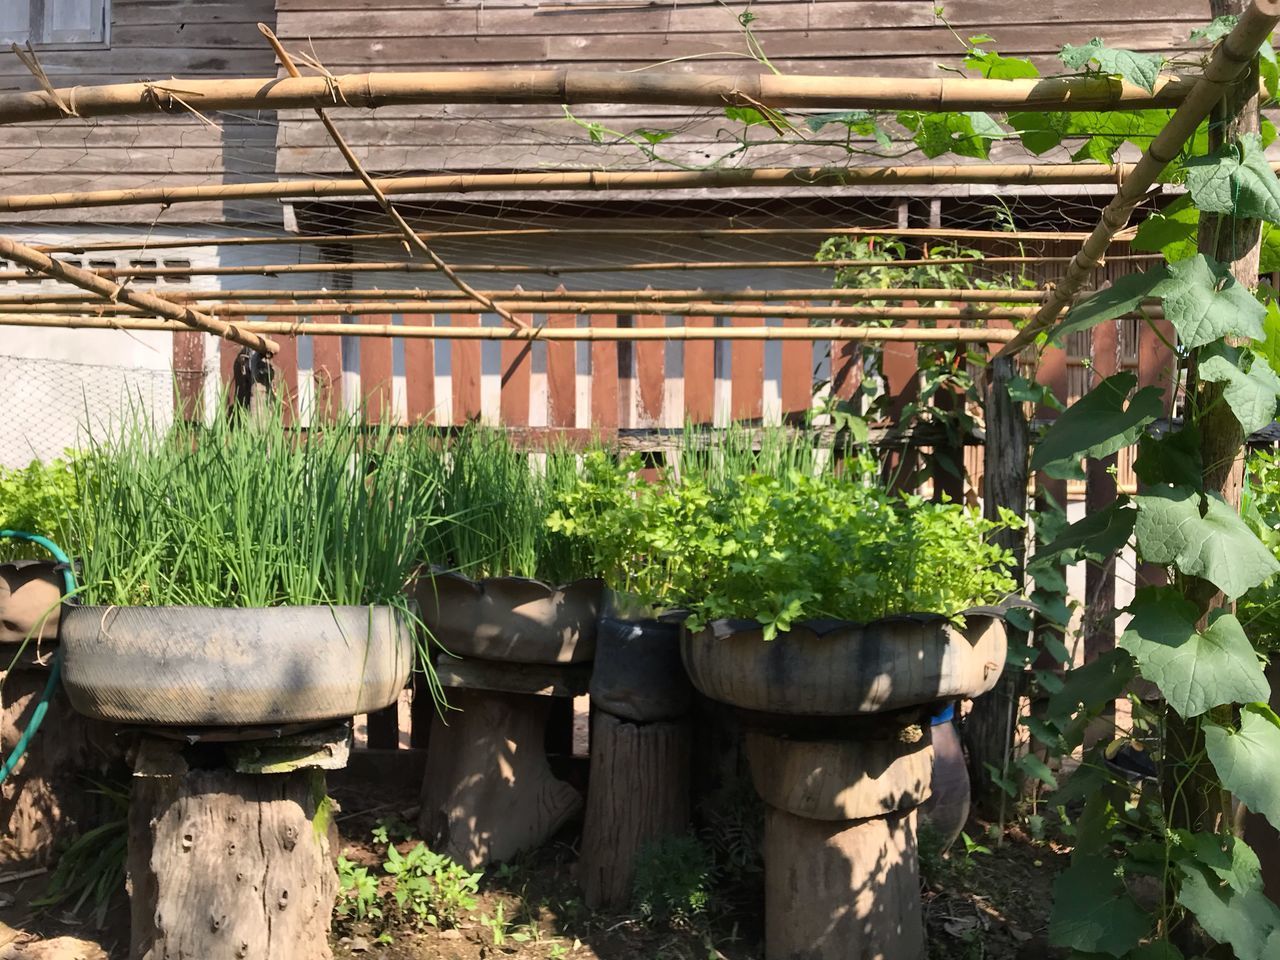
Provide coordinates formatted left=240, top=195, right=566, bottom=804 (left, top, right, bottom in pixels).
left=0, top=0, right=108, bottom=46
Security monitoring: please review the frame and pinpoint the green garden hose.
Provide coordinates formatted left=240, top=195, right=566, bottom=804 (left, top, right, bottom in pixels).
left=0, top=529, right=75, bottom=786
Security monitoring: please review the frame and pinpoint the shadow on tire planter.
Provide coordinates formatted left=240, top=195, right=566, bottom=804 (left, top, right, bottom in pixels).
left=59, top=605, right=413, bottom=726
left=413, top=570, right=604, bottom=664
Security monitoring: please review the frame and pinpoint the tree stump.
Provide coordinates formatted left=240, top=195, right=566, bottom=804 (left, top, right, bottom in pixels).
left=419, top=687, right=582, bottom=869
left=1, top=667, right=120, bottom=864
left=579, top=711, right=691, bottom=909
left=128, top=738, right=339, bottom=960
left=763, top=807, right=924, bottom=960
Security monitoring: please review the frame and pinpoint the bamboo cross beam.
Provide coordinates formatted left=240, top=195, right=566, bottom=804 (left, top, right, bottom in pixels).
left=0, top=253, right=1164, bottom=283
left=0, top=287, right=1053, bottom=305
left=0, top=165, right=1185, bottom=214
left=29, top=225, right=1119, bottom=256
left=997, top=0, right=1280, bottom=358
left=0, top=70, right=1200, bottom=126
left=0, top=236, right=278, bottom=355
left=0, top=313, right=1018, bottom=344
left=257, top=23, right=526, bottom=329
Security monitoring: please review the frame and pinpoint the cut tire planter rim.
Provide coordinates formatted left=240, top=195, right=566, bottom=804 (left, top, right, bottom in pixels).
left=59, top=604, right=414, bottom=726
left=414, top=570, right=604, bottom=664
left=680, top=608, right=1009, bottom=716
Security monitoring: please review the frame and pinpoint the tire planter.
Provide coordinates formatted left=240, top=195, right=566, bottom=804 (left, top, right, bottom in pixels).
left=681, top=609, right=1007, bottom=716
left=59, top=604, right=413, bottom=726
left=682, top=610, right=1010, bottom=960
left=918, top=704, right=970, bottom=851
left=0, top=560, right=64, bottom=644
left=414, top=570, right=604, bottom=664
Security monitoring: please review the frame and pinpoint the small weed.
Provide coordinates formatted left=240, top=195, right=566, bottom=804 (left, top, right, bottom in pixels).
left=384, top=843, right=481, bottom=929
left=335, top=855, right=383, bottom=925
left=631, top=834, right=715, bottom=925
left=370, top=816, right=414, bottom=848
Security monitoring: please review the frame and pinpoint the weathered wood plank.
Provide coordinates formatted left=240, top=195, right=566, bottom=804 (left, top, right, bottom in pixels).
left=590, top=314, right=619, bottom=432
left=683, top=314, right=715, bottom=425
left=360, top=314, right=394, bottom=422
left=404, top=313, right=436, bottom=423
left=732, top=314, right=765, bottom=422
left=451, top=313, right=482, bottom=423
left=546, top=312, right=576, bottom=429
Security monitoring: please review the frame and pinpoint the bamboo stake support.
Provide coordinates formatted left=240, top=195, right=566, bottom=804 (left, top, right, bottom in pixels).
left=997, top=0, right=1280, bottom=358
left=0, top=166, right=1190, bottom=214
left=0, top=236, right=278, bottom=355
left=0, top=287, right=1052, bottom=306
left=0, top=70, right=1200, bottom=126
left=0, top=253, right=1163, bottom=283
left=29, top=225, right=1120, bottom=257
left=0, top=314, right=1017, bottom=344
left=257, top=23, right=526, bottom=330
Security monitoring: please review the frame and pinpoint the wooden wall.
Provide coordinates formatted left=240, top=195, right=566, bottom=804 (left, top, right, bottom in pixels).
left=272, top=0, right=1212, bottom=178
left=0, top=0, right=279, bottom=224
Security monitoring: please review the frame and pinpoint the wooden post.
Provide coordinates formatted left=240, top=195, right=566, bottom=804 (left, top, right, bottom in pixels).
left=963, top=355, right=1029, bottom=816
left=127, top=737, right=340, bottom=960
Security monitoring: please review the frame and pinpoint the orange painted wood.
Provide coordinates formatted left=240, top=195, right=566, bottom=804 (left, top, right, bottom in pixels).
left=451, top=313, right=482, bottom=424
left=172, top=330, right=204, bottom=422
left=310, top=325, right=342, bottom=424
left=591, top=314, right=619, bottom=431
left=219, top=336, right=238, bottom=410
left=731, top=313, right=765, bottom=422
left=683, top=314, right=715, bottom=425
left=359, top=315, right=394, bottom=423
left=500, top=316, right=534, bottom=426
left=634, top=313, right=666, bottom=427
left=780, top=313, right=812, bottom=423
left=546, top=313, right=576, bottom=429
left=272, top=335, right=300, bottom=426
left=831, top=341, right=862, bottom=401
left=403, top=313, right=436, bottom=423
left=1136, top=317, right=1175, bottom=588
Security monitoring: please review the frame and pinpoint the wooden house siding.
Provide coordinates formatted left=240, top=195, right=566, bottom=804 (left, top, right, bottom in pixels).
left=0, top=0, right=279, bottom=223
left=273, top=0, right=1212, bottom=181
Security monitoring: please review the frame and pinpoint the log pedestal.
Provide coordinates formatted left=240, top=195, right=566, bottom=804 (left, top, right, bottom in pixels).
left=127, top=729, right=348, bottom=960
left=418, top=657, right=587, bottom=869
left=744, top=726, right=934, bottom=960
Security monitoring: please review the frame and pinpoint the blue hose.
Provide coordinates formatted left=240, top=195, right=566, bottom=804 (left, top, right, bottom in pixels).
left=0, top=530, right=75, bottom=785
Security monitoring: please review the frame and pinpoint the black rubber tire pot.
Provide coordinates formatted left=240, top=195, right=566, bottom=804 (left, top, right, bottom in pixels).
left=589, top=616, right=692, bottom=722
left=414, top=571, right=604, bottom=664
left=59, top=605, right=413, bottom=726
left=680, top=610, right=1007, bottom=716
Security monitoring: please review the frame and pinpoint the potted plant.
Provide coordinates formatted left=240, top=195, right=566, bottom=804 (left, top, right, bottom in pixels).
left=413, top=426, right=603, bottom=665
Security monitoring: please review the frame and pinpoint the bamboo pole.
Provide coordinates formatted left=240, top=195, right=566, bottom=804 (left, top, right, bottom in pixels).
left=0, top=300, right=1047, bottom=321
left=0, top=313, right=1017, bottom=343
left=0, top=287, right=1052, bottom=305
left=0, top=253, right=1162, bottom=282
left=0, top=236, right=277, bottom=354
left=30, top=225, right=1118, bottom=256
left=997, top=0, right=1280, bottom=358
left=0, top=70, right=1200, bottom=126
left=0, top=165, right=1172, bottom=214
left=257, top=23, right=525, bottom=329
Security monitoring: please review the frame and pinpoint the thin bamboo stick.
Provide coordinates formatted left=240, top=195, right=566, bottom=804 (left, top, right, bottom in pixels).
left=0, top=287, right=1052, bottom=305
left=0, top=70, right=1199, bottom=126
left=31, top=225, right=1119, bottom=256
left=0, top=300, right=1048, bottom=321
left=0, top=253, right=1162, bottom=282
left=0, top=236, right=277, bottom=354
left=0, top=313, right=1018, bottom=343
left=0, top=164, right=1169, bottom=214
left=257, top=23, right=525, bottom=329
left=998, top=0, right=1280, bottom=358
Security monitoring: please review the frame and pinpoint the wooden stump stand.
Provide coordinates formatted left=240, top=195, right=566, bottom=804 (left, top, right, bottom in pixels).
left=745, top=726, right=934, bottom=960
left=128, top=731, right=346, bottom=960
left=419, top=658, right=587, bottom=869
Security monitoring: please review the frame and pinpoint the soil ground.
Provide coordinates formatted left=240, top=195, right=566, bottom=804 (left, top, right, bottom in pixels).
left=0, top=767, right=1069, bottom=960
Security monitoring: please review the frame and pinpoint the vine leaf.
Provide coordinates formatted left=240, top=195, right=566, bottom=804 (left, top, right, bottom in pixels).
left=1197, top=345, right=1280, bottom=437
left=1049, top=267, right=1169, bottom=343
left=1185, top=134, right=1280, bottom=224
left=964, top=48, right=1039, bottom=79
left=1132, top=194, right=1199, bottom=262
left=1118, top=588, right=1269, bottom=718
left=897, top=110, right=1004, bottom=159
left=1059, top=39, right=1165, bottom=93
left=1046, top=648, right=1135, bottom=724
left=1033, top=498, right=1135, bottom=565
left=1030, top=373, right=1163, bottom=479
left=1048, top=854, right=1150, bottom=955
left=1178, top=835, right=1280, bottom=960
left=1133, top=427, right=1203, bottom=489
left=1205, top=704, right=1280, bottom=833
left=1128, top=942, right=1185, bottom=960
left=1134, top=485, right=1280, bottom=599
left=1158, top=254, right=1267, bottom=348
